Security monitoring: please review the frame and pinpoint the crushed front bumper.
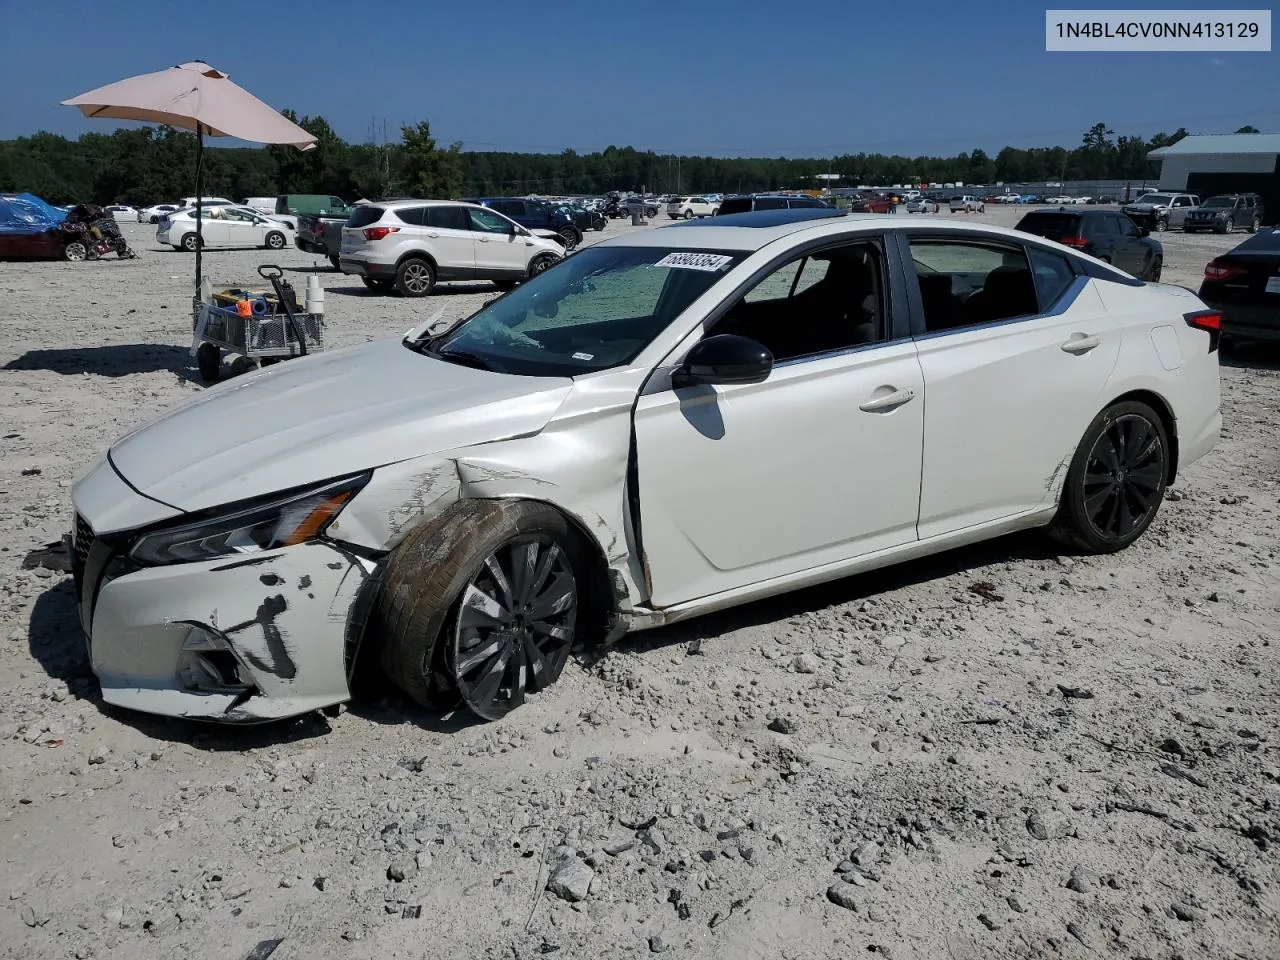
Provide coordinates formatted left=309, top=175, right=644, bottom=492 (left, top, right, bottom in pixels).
left=77, top=527, right=377, bottom=723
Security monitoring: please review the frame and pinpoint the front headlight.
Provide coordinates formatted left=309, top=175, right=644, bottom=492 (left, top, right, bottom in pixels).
left=129, top=473, right=369, bottom=566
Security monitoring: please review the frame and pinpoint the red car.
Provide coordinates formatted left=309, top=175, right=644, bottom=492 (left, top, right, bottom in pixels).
left=0, top=195, right=83, bottom=260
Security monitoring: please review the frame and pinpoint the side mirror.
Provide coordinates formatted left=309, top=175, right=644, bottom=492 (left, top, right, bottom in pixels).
left=672, top=334, right=773, bottom=388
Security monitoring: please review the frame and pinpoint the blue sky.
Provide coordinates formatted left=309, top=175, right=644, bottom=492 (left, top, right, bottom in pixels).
left=4, top=0, right=1277, bottom=156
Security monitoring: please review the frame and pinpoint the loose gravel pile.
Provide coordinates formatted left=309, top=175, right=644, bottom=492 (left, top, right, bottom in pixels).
left=1, top=212, right=1276, bottom=960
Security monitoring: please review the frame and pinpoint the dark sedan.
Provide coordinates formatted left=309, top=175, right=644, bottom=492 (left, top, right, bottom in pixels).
left=1198, top=227, right=1280, bottom=347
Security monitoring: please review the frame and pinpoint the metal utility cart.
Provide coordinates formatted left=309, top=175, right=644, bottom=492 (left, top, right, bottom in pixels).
left=191, top=265, right=324, bottom=383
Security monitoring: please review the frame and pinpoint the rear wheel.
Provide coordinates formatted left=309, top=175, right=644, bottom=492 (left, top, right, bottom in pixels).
left=395, top=257, right=435, bottom=297
left=1049, top=401, right=1168, bottom=554
left=373, top=501, right=583, bottom=721
left=1247, top=216, right=1260, bottom=234
left=683, top=209, right=694, bottom=220
left=181, top=233, right=200, bottom=252
left=361, top=276, right=392, bottom=293
left=196, top=343, right=221, bottom=383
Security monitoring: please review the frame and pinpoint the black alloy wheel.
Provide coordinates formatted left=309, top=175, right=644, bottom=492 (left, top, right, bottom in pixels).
left=1081, top=413, right=1165, bottom=542
left=450, top=536, right=578, bottom=721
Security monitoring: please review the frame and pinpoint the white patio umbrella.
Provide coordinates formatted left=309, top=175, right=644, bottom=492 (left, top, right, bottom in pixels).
left=62, top=61, right=316, bottom=292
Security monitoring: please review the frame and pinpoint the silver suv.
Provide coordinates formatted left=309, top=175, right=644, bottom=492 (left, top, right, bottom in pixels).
left=338, top=200, right=563, bottom=297
left=1121, top=192, right=1199, bottom=232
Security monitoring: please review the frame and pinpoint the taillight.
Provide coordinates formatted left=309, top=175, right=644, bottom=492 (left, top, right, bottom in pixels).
left=1184, top=309, right=1221, bottom=332
left=1203, top=259, right=1245, bottom=281
left=1058, top=235, right=1088, bottom=248
left=362, top=226, right=400, bottom=241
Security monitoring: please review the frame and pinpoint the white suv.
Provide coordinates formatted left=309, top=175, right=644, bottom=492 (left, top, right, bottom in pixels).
left=339, top=200, right=564, bottom=297
left=949, top=195, right=985, bottom=213
left=666, top=196, right=719, bottom=219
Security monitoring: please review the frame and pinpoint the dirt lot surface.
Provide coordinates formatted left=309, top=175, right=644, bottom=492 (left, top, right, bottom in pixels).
left=1, top=208, right=1277, bottom=960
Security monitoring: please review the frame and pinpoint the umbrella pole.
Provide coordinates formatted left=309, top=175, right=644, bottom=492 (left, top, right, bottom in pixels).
left=194, top=124, right=204, bottom=294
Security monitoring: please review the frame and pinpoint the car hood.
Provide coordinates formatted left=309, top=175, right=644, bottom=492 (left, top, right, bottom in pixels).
left=109, top=339, right=573, bottom=512
left=1124, top=203, right=1165, bottom=210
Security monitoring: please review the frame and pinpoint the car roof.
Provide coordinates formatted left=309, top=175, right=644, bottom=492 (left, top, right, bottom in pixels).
left=372, top=199, right=481, bottom=209
left=676, top=208, right=846, bottom=229
left=595, top=212, right=1105, bottom=254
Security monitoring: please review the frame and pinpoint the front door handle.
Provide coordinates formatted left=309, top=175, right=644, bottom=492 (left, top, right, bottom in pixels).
left=1061, top=334, right=1101, bottom=355
left=478, top=236, right=491, bottom=243
left=859, top=387, right=916, bottom=413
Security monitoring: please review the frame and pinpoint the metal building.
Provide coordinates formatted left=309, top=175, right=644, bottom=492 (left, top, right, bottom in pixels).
left=1149, top=133, right=1280, bottom=223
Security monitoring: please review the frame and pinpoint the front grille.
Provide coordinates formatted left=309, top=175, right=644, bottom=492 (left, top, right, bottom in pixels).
left=72, top=513, right=94, bottom=597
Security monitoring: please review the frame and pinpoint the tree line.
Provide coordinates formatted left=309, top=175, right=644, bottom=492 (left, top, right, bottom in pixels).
left=0, top=117, right=1237, bottom=206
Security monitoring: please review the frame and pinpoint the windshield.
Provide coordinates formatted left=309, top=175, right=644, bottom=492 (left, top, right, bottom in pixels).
left=424, top=245, right=748, bottom=377
left=1202, top=196, right=1233, bottom=208
left=1135, top=194, right=1172, bottom=205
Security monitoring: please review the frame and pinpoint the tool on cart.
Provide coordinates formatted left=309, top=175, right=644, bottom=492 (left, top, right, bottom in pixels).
left=190, top=264, right=324, bottom=384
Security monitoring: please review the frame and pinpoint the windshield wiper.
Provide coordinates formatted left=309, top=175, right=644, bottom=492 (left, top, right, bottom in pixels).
left=430, top=347, right=505, bottom=373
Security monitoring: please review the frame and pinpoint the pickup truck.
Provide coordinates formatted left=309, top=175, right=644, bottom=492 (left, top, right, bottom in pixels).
left=295, top=211, right=351, bottom=267
left=1120, top=192, right=1199, bottom=232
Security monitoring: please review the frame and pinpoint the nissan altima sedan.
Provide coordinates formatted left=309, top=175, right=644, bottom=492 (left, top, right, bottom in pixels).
left=71, top=208, right=1222, bottom=723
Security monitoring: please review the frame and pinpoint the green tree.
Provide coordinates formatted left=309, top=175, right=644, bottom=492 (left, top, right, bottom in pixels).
left=400, top=121, right=463, bottom=198
left=1235, top=125, right=1259, bottom=133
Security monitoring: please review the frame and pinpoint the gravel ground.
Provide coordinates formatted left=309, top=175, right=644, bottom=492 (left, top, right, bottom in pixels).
left=1, top=208, right=1277, bottom=960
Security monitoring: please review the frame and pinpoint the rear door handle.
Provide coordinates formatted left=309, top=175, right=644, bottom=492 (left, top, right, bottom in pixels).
left=859, top=388, right=916, bottom=413
left=1061, top=334, right=1101, bottom=354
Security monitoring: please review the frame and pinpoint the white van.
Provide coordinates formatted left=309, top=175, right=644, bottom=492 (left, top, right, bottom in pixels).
left=242, top=197, right=277, bottom=215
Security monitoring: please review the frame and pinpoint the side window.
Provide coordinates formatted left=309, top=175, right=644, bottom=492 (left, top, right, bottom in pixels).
left=1027, top=246, right=1075, bottom=311
left=909, top=239, right=1039, bottom=333
left=755, top=197, right=787, bottom=210
left=425, top=205, right=471, bottom=231
left=396, top=207, right=427, bottom=226
left=1116, top=214, right=1141, bottom=237
left=1173, top=197, right=1188, bottom=207
left=469, top=207, right=513, bottom=234
left=714, top=241, right=886, bottom=362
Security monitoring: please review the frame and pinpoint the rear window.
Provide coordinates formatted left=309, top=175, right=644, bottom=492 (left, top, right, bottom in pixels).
left=347, top=206, right=386, bottom=228
left=716, top=197, right=753, bottom=216
left=1235, top=228, right=1280, bottom=252
left=1016, top=212, right=1081, bottom=238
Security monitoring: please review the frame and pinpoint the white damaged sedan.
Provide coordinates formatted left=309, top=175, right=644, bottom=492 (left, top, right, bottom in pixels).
left=71, top=208, right=1222, bottom=723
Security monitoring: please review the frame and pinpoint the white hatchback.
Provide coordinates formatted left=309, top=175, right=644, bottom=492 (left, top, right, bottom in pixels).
left=156, top=205, right=293, bottom=251
left=71, top=211, right=1221, bottom=724
left=338, top=200, right=564, bottom=297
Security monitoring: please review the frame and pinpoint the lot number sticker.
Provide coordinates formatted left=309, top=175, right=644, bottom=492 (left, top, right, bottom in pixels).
left=656, top=252, right=734, bottom=272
